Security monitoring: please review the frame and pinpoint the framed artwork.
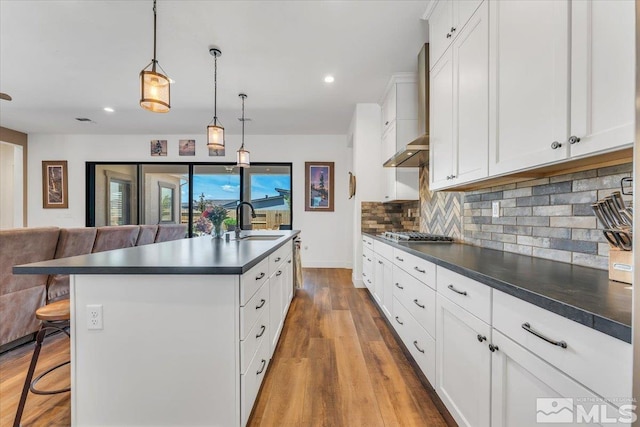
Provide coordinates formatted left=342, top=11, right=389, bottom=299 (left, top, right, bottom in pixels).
left=208, top=147, right=225, bottom=157
left=42, top=160, right=68, bottom=209
left=179, top=139, right=195, bottom=156
left=150, top=140, right=167, bottom=156
left=305, top=162, right=334, bottom=212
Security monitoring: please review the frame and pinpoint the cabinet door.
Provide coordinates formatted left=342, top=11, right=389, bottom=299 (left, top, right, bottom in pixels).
left=488, top=0, right=570, bottom=175
left=491, top=329, right=624, bottom=427
left=373, top=255, right=384, bottom=305
left=382, top=167, right=396, bottom=202
left=269, top=272, right=284, bottom=354
left=454, top=0, right=483, bottom=34
left=382, top=121, right=397, bottom=161
left=379, top=257, right=393, bottom=319
left=570, top=0, right=634, bottom=158
left=430, top=48, right=455, bottom=190
left=452, top=1, right=488, bottom=185
left=436, top=294, right=491, bottom=427
left=429, top=0, right=453, bottom=69
left=382, top=86, right=397, bottom=134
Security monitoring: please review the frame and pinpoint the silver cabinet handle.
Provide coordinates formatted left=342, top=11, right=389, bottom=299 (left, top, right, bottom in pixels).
left=395, top=256, right=404, bottom=262
left=367, top=258, right=371, bottom=262
left=489, top=344, right=499, bottom=352
left=378, top=260, right=383, bottom=264
left=367, top=279, right=372, bottom=284
left=395, top=282, right=404, bottom=290
left=274, top=257, right=281, bottom=262
left=255, top=272, right=265, bottom=280
left=395, top=316, right=404, bottom=325
left=568, top=135, right=581, bottom=144
left=551, top=141, right=562, bottom=149
left=256, top=299, right=266, bottom=309
left=447, top=284, right=467, bottom=296
left=413, top=341, right=425, bottom=353
left=256, top=359, right=266, bottom=375
left=385, top=121, right=389, bottom=125
left=413, top=299, right=425, bottom=309
left=450, top=26, right=457, bottom=32
left=363, top=254, right=366, bottom=258
left=287, top=260, right=292, bottom=264
left=522, top=322, right=567, bottom=349
left=276, top=270, right=282, bottom=277
left=414, top=266, right=426, bottom=273
left=446, top=33, right=452, bottom=38
left=256, top=325, right=266, bottom=338
left=477, top=334, right=487, bottom=342
left=362, top=272, right=367, bottom=277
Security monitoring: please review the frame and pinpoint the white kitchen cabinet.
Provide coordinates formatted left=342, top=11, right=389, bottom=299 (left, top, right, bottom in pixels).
left=569, top=0, right=634, bottom=158
left=374, top=253, right=393, bottom=319
left=436, top=293, right=491, bottom=427
left=430, top=1, right=488, bottom=190
left=269, top=243, right=294, bottom=356
left=382, top=168, right=419, bottom=202
left=488, top=0, right=571, bottom=176
left=428, top=0, right=484, bottom=69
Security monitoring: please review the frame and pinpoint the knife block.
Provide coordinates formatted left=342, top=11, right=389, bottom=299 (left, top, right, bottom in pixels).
left=608, top=248, right=633, bottom=284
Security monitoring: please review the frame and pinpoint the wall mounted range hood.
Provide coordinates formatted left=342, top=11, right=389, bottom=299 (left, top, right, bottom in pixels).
left=384, top=43, right=429, bottom=168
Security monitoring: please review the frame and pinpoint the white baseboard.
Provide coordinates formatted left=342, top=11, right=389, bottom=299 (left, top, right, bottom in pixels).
left=352, top=277, right=365, bottom=288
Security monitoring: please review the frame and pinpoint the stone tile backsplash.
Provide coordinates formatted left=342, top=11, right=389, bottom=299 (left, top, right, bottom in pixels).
left=462, top=163, right=633, bottom=270
left=361, top=201, right=420, bottom=235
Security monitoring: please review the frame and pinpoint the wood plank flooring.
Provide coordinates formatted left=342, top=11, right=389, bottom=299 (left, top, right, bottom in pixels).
left=0, top=268, right=448, bottom=427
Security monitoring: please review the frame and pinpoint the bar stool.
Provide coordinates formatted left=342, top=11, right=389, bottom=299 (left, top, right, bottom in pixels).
left=13, top=299, right=71, bottom=427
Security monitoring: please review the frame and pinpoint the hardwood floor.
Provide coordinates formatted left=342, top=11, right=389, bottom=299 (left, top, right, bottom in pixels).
left=0, top=268, right=448, bottom=427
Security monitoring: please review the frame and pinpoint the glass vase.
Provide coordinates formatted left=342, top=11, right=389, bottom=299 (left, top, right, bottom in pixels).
left=212, top=223, right=223, bottom=239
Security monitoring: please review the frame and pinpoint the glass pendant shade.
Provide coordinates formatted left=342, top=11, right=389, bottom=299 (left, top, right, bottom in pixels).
left=237, top=146, right=250, bottom=168
left=207, top=123, right=225, bottom=149
left=140, top=68, right=170, bottom=113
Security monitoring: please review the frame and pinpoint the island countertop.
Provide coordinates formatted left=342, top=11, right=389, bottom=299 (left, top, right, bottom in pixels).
left=365, top=233, right=631, bottom=343
left=13, top=230, right=300, bottom=276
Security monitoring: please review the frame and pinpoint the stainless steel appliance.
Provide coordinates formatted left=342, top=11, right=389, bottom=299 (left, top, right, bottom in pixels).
left=632, top=2, right=640, bottom=417
left=381, top=231, right=453, bottom=243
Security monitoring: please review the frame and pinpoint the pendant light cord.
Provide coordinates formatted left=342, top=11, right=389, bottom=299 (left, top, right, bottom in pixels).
left=241, top=95, right=245, bottom=148
left=213, top=53, right=218, bottom=122
left=152, top=0, right=157, bottom=70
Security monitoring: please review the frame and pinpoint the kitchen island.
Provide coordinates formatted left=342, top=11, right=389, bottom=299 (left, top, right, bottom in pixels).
left=14, top=230, right=300, bottom=427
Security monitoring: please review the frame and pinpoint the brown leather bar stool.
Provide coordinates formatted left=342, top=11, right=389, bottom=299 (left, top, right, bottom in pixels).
left=13, top=299, right=71, bottom=427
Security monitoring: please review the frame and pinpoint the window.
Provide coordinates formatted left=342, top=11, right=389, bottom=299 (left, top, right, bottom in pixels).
left=241, top=165, right=291, bottom=230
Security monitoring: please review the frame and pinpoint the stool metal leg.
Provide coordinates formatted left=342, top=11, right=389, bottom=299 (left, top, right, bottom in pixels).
left=13, top=326, right=47, bottom=427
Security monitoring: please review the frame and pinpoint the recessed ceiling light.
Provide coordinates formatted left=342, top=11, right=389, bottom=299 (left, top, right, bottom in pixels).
left=391, top=163, right=396, bottom=167
left=324, top=75, right=335, bottom=83
left=406, top=152, right=413, bottom=156
left=103, top=107, right=115, bottom=113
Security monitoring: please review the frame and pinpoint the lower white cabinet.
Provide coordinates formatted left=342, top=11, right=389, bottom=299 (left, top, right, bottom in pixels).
left=269, top=243, right=294, bottom=356
left=393, top=296, right=436, bottom=383
left=436, top=293, right=491, bottom=427
left=374, top=253, right=393, bottom=318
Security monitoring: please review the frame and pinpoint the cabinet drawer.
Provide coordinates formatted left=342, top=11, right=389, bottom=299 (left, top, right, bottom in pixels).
left=393, top=297, right=436, bottom=383
left=393, top=265, right=436, bottom=337
left=362, top=235, right=374, bottom=249
left=373, top=240, right=394, bottom=261
left=493, top=290, right=632, bottom=401
left=362, top=247, right=374, bottom=275
left=269, top=242, right=292, bottom=276
left=393, top=248, right=436, bottom=289
left=241, top=335, right=270, bottom=426
left=436, top=266, right=491, bottom=323
left=240, top=281, right=270, bottom=340
left=240, top=307, right=269, bottom=375
left=241, top=258, right=269, bottom=306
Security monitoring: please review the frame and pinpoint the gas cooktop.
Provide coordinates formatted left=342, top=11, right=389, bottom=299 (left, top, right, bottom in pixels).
left=381, top=231, right=454, bottom=243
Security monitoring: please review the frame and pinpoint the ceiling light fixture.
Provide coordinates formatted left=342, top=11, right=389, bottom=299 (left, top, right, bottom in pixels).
left=324, top=75, right=335, bottom=83
left=139, top=0, right=171, bottom=113
left=236, top=93, right=250, bottom=168
left=206, top=48, right=225, bottom=150
left=103, top=107, right=115, bottom=113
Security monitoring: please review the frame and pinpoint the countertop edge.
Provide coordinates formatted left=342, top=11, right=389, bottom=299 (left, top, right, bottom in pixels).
left=365, top=233, right=631, bottom=343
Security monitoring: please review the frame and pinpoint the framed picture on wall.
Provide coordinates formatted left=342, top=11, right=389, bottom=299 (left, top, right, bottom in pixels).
left=42, top=160, right=68, bottom=209
left=150, top=140, right=167, bottom=156
left=305, top=161, right=334, bottom=212
left=179, top=139, right=195, bottom=156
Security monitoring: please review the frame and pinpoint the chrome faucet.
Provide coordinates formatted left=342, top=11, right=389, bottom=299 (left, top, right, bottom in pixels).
left=235, top=201, right=257, bottom=239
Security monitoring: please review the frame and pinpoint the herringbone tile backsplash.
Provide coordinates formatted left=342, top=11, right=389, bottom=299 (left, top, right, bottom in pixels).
left=419, top=166, right=464, bottom=240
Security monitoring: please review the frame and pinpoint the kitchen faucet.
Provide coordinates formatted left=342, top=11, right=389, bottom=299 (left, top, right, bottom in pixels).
left=235, top=201, right=257, bottom=239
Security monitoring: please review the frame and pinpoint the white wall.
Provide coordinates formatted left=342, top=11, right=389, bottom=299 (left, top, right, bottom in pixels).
left=26, top=133, right=353, bottom=268
left=0, top=141, right=24, bottom=228
left=349, top=104, right=382, bottom=286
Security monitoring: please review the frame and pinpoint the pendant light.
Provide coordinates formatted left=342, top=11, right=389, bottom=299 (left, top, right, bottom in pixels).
left=139, top=0, right=171, bottom=113
left=236, top=93, right=250, bottom=168
left=206, top=48, right=225, bottom=150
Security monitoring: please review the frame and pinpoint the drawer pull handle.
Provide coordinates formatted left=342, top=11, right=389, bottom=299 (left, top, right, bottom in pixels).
left=395, top=282, right=404, bottom=290
left=256, top=359, right=266, bottom=375
left=396, top=256, right=404, bottom=262
left=367, top=258, right=371, bottom=262
left=414, top=266, right=426, bottom=273
left=489, top=344, right=499, bottom=352
left=378, top=260, right=383, bottom=265
left=395, top=316, right=404, bottom=325
left=276, top=270, right=283, bottom=277
left=287, top=260, right=292, bottom=264
left=413, top=299, right=425, bottom=309
left=447, top=284, right=467, bottom=296
left=363, top=272, right=367, bottom=277
left=256, top=299, right=266, bottom=310
left=275, top=257, right=281, bottom=262
left=256, top=325, right=266, bottom=338
left=521, top=322, right=567, bottom=349
left=256, top=272, right=265, bottom=280
left=477, top=334, right=487, bottom=342
left=413, top=341, right=425, bottom=353
left=363, top=254, right=366, bottom=258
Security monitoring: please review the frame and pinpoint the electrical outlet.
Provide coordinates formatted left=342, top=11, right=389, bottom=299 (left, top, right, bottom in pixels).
left=87, top=304, right=103, bottom=330
left=492, top=201, right=500, bottom=218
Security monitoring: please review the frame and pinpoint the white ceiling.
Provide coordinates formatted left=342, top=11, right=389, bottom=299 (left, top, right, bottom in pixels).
left=0, top=0, right=428, bottom=136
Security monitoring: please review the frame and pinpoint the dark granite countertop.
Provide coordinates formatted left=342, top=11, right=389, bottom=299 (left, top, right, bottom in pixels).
left=14, top=231, right=299, bottom=276
left=365, top=233, right=632, bottom=343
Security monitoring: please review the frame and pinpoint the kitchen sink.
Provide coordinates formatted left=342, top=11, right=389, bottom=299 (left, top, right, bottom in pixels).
left=238, top=234, right=283, bottom=241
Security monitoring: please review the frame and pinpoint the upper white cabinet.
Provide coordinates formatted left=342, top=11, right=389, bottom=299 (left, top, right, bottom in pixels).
left=488, top=0, right=571, bottom=176
left=428, top=0, right=484, bottom=69
left=430, top=1, right=489, bottom=190
left=569, top=0, right=634, bottom=158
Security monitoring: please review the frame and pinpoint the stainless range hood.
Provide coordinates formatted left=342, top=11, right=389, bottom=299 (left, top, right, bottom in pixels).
left=384, top=43, right=429, bottom=168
